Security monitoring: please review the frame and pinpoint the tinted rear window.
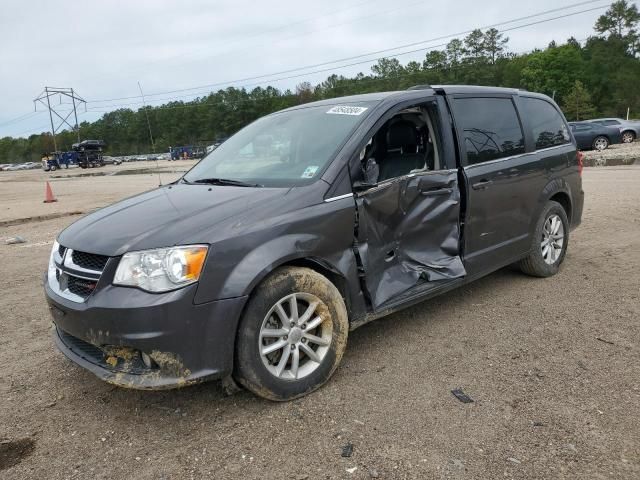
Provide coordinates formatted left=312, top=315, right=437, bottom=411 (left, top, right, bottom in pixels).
left=452, top=97, right=525, bottom=165
left=520, top=97, right=570, bottom=150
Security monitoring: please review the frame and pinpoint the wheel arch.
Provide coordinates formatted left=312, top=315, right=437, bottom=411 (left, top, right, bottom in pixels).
left=533, top=178, right=573, bottom=231
left=549, top=190, right=572, bottom=224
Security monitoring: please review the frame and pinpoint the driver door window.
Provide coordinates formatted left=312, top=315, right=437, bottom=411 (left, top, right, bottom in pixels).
left=359, top=104, right=444, bottom=185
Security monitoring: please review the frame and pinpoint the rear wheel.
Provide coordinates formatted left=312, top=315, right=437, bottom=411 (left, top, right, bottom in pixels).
left=622, top=131, right=635, bottom=143
left=234, top=267, right=348, bottom=401
left=517, top=201, right=569, bottom=277
left=592, top=136, right=609, bottom=151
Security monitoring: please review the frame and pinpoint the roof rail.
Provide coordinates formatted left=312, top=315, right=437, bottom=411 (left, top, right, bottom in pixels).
left=407, top=85, right=432, bottom=90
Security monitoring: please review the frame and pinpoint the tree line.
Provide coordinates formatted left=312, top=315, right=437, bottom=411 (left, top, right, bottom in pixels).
left=1, top=0, right=639, bottom=163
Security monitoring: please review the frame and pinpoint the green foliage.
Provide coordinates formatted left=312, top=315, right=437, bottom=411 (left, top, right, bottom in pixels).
left=595, top=0, right=640, bottom=52
left=562, top=80, right=596, bottom=120
left=1, top=2, right=639, bottom=163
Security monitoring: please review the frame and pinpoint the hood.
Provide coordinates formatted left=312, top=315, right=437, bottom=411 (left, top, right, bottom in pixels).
left=58, top=184, right=291, bottom=256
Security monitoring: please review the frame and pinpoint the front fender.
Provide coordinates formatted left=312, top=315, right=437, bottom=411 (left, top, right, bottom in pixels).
left=224, top=233, right=329, bottom=297
left=193, top=197, right=360, bottom=306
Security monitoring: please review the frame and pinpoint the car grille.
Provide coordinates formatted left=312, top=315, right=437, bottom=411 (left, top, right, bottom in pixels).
left=67, top=276, right=98, bottom=298
left=71, top=250, right=109, bottom=271
left=57, top=329, right=151, bottom=375
left=49, top=245, right=110, bottom=302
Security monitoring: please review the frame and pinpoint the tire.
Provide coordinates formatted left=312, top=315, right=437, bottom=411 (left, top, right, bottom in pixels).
left=50, top=165, right=57, bottom=172
left=517, top=201, right=569, bottom=277
left=621, top=131, right=635, bottom=143
left=234, top=267, right=349, bottom=401
left=592, top=136, right=609, bottom=151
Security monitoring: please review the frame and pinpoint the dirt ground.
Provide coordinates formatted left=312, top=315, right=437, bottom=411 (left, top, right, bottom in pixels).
left=0, top=166, right=638, bottom=479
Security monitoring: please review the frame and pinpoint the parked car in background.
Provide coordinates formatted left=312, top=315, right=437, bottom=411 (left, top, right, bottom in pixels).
left=46, top=86, right=583, bottom=401
left=103, top=156, right=122, bottom=165
left=587, top=118, right=640, bottom=143
left=569, top=122, right=622, bottom=151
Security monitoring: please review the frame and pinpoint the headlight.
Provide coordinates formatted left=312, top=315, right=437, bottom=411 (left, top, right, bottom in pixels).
left=114, top=245, right=208, bottom=292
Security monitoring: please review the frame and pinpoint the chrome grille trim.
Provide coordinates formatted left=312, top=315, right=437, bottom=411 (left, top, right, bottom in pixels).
left=49, top=246, right=108, bottom=303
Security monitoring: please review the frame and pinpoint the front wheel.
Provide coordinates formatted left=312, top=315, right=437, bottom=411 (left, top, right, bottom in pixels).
left=517, top=201, right=569, bottom=277
left=621, top=131, right=635, bottom=143
left=234, top=267, right=348, bottom=401
left=592, top=136, right=609, bottom=151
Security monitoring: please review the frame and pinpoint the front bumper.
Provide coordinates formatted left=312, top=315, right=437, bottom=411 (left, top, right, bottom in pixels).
left=45, top=280, right=247, bottom=389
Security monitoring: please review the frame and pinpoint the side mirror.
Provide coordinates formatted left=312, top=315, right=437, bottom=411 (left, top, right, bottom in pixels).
left=354, top=157, right=380, bottom=191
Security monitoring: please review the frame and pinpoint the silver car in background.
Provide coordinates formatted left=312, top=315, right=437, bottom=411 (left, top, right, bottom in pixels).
left=587, top=118, right=640, bottom=143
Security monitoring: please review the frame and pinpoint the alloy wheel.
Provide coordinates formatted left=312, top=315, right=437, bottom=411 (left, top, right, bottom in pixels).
left=593, top=137, right=608, bottom=151
left=541, top=214, right=565, bottom=265
left=622, top=132, right=634, bottom=143
left=259, top=293, right=332, bottom=380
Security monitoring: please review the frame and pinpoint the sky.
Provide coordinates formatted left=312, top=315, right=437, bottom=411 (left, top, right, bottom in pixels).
left=0, top=0, right=615, bottom=138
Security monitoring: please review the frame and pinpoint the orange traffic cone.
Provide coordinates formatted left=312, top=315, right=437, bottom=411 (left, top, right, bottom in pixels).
left=43, top=181, right=57, bottom=203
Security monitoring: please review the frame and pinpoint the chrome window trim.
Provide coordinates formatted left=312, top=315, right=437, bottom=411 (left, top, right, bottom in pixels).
left=324, top=193, right=354, bottom=203
left=356, top=168, right=458, bottom=196
left=463, top=144, right=570, bottom=170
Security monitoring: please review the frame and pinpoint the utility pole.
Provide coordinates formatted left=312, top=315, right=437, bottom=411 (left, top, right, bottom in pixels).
left=138, top=81, right=155, bottom=153
left=33, top=87, right=86, bottom=151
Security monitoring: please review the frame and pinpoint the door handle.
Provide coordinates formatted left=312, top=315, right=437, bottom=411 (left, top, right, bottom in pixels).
left=420, top=187, right=453, bottom=196
left=471, top=179, right=493, bottom=190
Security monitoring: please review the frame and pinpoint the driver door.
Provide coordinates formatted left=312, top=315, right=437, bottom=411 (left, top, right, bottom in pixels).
left=353, top=98, right=465, bottom=309
left=355, top=171, right=464, bottom=308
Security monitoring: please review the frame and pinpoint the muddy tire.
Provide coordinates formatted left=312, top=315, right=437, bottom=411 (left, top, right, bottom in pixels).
left=517, top=201, right=569, bottom=277
left=234, top=267, right=348, bottom=401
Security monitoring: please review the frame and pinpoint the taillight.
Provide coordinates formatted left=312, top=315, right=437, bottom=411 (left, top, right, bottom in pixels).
left=576, top=151, right=584, bottom=177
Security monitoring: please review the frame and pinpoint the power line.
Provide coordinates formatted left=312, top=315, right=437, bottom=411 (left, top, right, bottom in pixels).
left=86, top=37, right=589, bottom=117
left=85, top=4, right=608, bottom=112
left=87, top=0, right=608, bottom=105
left=0, top=111, right=41, bottom=128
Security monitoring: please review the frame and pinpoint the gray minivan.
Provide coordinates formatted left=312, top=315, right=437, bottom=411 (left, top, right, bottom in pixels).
left=45, top=85, right=584, bottom=400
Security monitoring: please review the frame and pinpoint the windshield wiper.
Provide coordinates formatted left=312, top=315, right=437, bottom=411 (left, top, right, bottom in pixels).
left=191, top=178, right=263, bottom=187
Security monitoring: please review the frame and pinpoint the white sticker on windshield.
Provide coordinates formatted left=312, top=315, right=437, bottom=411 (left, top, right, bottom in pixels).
left=301, top=166, right=319, bottom=178
left=326, top=105, right=368, bottom=116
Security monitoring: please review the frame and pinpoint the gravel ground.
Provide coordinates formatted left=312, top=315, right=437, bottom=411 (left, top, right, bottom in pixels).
left=0, top=167, right=638, bottom=479
left=582, top=140, right=640, bottom=166
left=0, top=160, right=196, bottom=224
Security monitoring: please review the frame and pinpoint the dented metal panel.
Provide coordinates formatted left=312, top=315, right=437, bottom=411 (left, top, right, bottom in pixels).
left=355, top=170, right=466, bottom=308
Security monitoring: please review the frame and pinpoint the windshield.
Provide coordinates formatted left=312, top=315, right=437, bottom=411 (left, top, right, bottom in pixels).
left=183, top=102, right=375, bottom=187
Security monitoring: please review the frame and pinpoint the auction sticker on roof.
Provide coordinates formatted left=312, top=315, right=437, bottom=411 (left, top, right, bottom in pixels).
left=326, top=105, right=368, bottom=116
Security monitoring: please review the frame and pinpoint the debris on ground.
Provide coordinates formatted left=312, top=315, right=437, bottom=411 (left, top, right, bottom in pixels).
left=451, top=388, right=474, bottom=403
left=346, top=466, right=358, bottom=474
left=5, top=236, right=26, bottom=245
left=596, top=337, right=615, bottom=345
left=341, top=442, right=354, bottom=458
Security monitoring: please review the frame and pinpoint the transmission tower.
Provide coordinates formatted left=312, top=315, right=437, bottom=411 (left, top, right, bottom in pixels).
left=33, top=87, right=86, bottom=151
